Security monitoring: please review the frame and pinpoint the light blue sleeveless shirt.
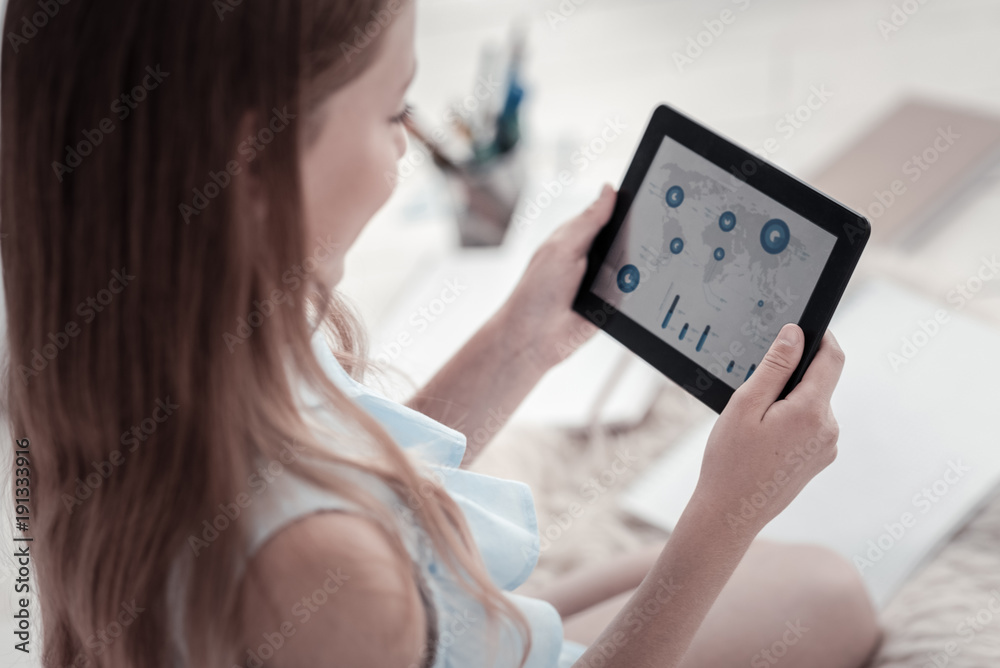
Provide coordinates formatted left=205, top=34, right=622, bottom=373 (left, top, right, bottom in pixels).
left=245, top=331, right=588, bottom=668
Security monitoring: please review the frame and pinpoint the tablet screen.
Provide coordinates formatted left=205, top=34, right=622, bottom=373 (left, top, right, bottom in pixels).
left=591, top=136, right=839, bottom=390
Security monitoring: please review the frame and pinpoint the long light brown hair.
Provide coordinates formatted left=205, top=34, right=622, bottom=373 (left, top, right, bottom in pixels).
left=1, top=1, right=529, bottom=666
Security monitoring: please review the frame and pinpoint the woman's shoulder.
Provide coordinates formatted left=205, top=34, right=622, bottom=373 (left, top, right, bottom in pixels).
left=240, top=511, right=428, bottom=668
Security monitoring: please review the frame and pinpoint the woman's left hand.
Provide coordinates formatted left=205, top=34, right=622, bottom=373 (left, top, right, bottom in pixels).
left=498, top=184, right=618, bottom=375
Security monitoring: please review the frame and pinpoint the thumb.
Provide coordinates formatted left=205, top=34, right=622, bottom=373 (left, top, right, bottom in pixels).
left=736, top=323, right=804, bottom=413
left=567, top=184, right=616, bottom=254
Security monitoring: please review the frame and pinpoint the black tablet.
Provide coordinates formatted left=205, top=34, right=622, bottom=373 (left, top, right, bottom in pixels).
left=573, top=104, right=870, bottom=413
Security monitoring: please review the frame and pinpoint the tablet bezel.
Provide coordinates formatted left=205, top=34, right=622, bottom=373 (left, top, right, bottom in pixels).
left=572, top=103, right=870, bottom=414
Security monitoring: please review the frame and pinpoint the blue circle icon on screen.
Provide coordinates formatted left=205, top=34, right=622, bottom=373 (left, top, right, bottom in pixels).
left=670, top=238, right=684, bottom=254
left=719, top=211, right=736, bottom=231
left=713, top=247, right=725, bottom=261
left=666, top=186, right=685, bottom=208
left=760, top=219, right=790, bottom=254
left=758, top=300, right=765, bottom=307
left=617, top=264, right=640, bottom=293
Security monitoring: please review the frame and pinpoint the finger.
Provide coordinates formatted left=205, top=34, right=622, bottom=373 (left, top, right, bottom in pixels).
left=786, top=329, right=845, bottom=406
left=734, top=323, right=804, bottom=415
left=566, top=184, right=616, bottom=255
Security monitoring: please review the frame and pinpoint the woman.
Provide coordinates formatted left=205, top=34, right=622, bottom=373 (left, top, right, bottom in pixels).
left=1, top=1, right=880, bottom=666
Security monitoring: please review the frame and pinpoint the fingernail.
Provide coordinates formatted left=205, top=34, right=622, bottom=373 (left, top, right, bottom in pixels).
left=779, top=324, right=800, bottom=346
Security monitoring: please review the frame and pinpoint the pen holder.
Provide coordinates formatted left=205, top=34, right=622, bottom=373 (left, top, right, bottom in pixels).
left=447, top=147, right=527, bottom=247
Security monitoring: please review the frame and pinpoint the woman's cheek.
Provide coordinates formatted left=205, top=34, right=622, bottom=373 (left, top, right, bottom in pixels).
left=393, top=124, right=408, bottom=160
left=354, top=134, right=399, bottom=214
left=378, top=128, right=407, bottom=198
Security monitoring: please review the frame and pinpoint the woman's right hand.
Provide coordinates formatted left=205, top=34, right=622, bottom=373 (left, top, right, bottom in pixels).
left=693, top=323, right=846, bottom=538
